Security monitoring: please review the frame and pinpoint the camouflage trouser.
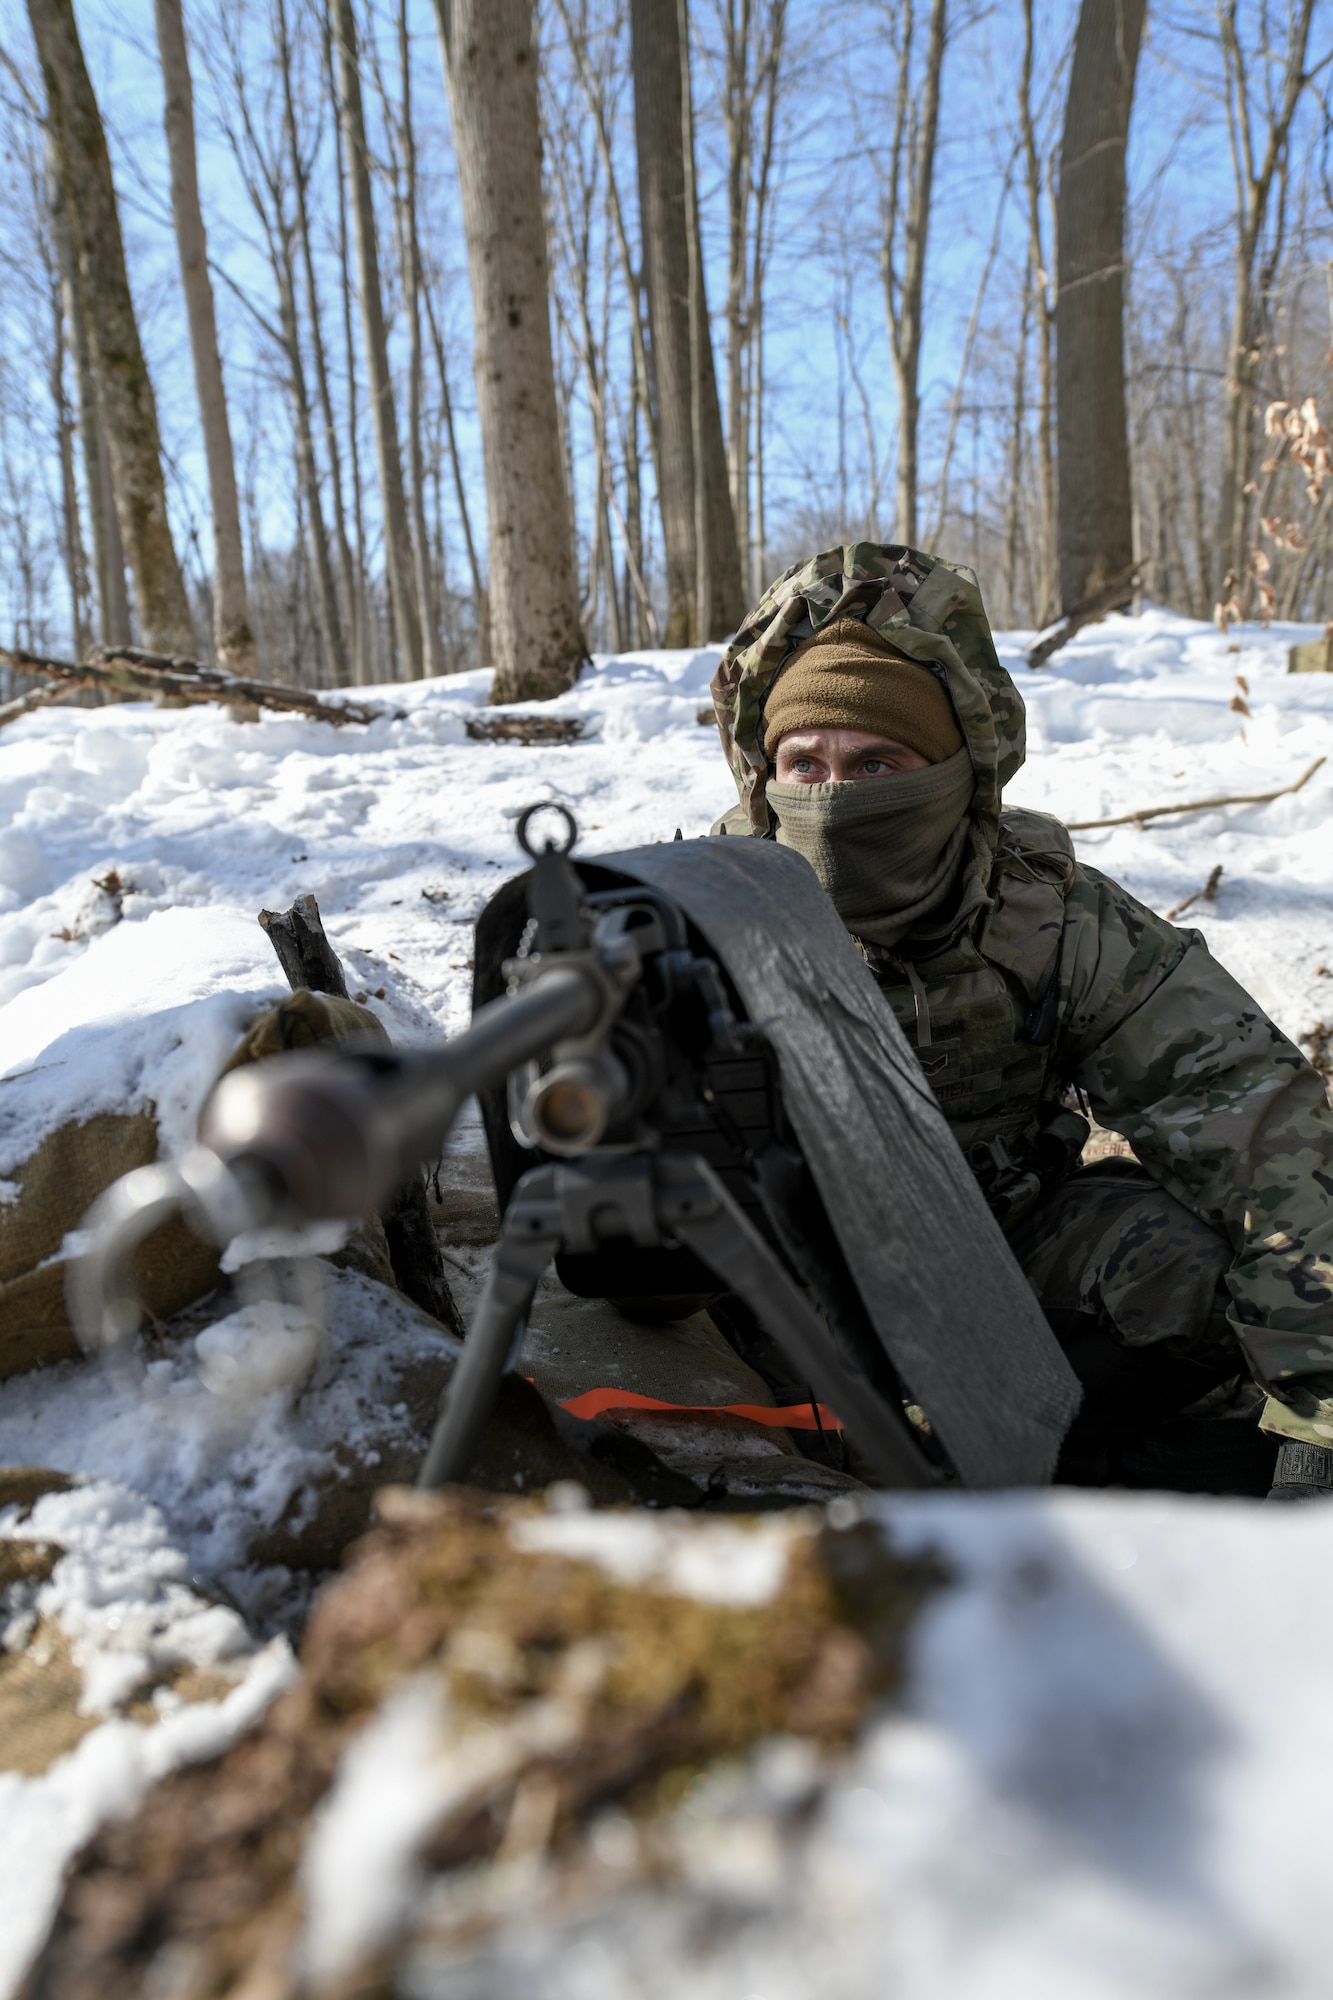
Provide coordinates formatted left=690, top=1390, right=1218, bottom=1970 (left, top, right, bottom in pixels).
left=1007, top=1158, right=1274, bottom=1490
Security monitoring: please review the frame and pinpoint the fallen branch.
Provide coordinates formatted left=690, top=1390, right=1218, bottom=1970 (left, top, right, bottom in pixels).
left=0, top=682, right=82, bottom=731
left=1164, top=863, right=1223, bottom=923
left=1066, top=755, right=1325, bottom=831
left=1026, top=564, right=1140, bottom=670
left=0, top=642, right=393, bottom=728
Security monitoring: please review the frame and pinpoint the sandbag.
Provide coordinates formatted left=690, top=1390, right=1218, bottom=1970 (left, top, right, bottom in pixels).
left=0, top=991, right=392, bottom=1381
left=0, top=1112, right=219, bottom=1380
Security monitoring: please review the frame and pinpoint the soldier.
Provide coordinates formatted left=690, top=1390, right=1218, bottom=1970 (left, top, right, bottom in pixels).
left=708, top=544, right=1333, bottom=1499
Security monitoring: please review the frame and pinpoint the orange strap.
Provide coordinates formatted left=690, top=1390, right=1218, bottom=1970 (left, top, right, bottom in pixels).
left=544, top=1383, right=845, bottom=1432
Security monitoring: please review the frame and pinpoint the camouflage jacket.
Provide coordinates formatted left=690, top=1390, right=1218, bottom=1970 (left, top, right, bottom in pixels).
left=708, top=543, right=1333, bottom=1442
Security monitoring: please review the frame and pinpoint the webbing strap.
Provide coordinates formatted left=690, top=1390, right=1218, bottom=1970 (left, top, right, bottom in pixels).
left=545, top=1383, right=845, bottom=1431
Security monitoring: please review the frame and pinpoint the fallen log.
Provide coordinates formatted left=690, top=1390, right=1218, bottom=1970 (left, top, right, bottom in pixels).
left=1066, top=756, right=1325, bottom=831
left=465, top=712, right=584, bottom=745
left=0, top=683, right=83, bottom=732
left=1026, top=564, right=1141, bottom=670
left=0, top=642, right=393, bottom=729
left=257, top=892, right=464, bottom=1337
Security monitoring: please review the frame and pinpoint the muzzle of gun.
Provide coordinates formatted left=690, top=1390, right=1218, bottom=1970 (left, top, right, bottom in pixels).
left=69, top=805, right=641, bottom=1354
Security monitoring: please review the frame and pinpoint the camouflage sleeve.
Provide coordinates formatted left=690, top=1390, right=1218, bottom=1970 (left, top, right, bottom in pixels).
left=1056, top=864, right=1333, bottom=1441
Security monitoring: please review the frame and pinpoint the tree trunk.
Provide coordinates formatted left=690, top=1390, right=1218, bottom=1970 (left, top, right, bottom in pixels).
left=433, top=0, right=585, bottom=703
left=274, top=227, right=349, bottom=686
left=630, top=0, right=742, bottom=644
left=880, top=0, right=947, bottom=549
left=331, top=0, right=423, bottom=680
left=323, top=3, right=369, bottom=683
left=281, top=0, right=357, bottom=686
left=1213, top=0, right=1316, bottom=601
left=422, top=275, right=490, bottom=664
left=1018, top=0, right=1056, bottom=623
left=1054, top=0, right=1146, bottom=613
left=53, top=126, right=122, bottom=647
left=41, top=144, right=91, bottom=658
left=30, top=0, right=194, bottom=657
left=397, top=0, right=445, bottom=677
left=154, top=0, right=256, bottom=675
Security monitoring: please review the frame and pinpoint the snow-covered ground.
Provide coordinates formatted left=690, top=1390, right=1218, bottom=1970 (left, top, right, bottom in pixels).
left=2, top=602, right=1333, bottom=1995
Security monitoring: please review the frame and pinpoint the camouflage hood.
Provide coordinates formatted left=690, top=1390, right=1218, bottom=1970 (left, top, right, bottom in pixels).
left=709, top=542, right=1025, bottom=846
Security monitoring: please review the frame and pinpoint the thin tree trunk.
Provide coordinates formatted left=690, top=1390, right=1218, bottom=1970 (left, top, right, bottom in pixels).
left=29, top=0, right=194, bottom=655
left=1055, top=0, right=1146, bottom=612
left=433, top=0, right=585, bottom=703
left=723, top=0, right=752, bottom=576
left=280, top=0, right=356, bottom=684
left=323, top=3, right=368, bottom=682
left=1018, top=0, right=1056, bottom=622
left=549, top=0, right=665, bottom=539
left=41, top=143, right=91, bottom=657
left=1004, top=271, right=1031, bottom=625
left=397, top=0, right=444, bottom=676
left=49, top=144, right=120, bottom=646
left=748, top=0, right=783, bottom=599
left=275, top=227, right=348, bottom=685
left=154, top=0, right=256, bottom=675
left=879, top=0, right=947, bottom=549
left=332, top=0, right=423, bottom=680
left=1214, top=0, right=1316, bottom=600
left=422, top=275, right=489, bottom=664
left=631, top=0, right=742, bottom=643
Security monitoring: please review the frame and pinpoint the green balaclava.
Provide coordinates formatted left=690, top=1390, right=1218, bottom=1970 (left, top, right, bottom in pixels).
left=761, top=616, right=977, bottom=949
left=767, top=750, right=975, bottom=948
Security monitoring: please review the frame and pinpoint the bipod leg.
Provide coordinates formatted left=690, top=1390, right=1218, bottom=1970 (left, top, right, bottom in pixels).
left=417, top=1171, right=562, bottom=1489
left=656, top=1155, right=937, bottom=1490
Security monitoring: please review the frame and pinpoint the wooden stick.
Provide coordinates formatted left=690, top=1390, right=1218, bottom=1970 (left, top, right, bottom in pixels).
left=258, top=893, right=350, bottom=999
left=1026, top=564, right=1140, bottom=670
left=0, top=642, right=394, bottom=729
left=1067, top=756, right=1325, bottom=831
left=1164, top=863, right=1223, bottom=922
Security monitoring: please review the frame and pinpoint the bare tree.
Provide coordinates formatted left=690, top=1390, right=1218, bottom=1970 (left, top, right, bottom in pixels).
left=331, top=0, right=423, bottom=679
left=279, top=0, right=358, bottom=683
left=1055, top=0, right=1146, bottom=614
left=39, top=139, right=91, bottom=656
left=29, top=0, right=194, bottom=655
left=878, top=0, right=948, bottom=547
left=631, top=0, right=742, bottom=642
left=1017, top=0, right=1057, bottom=621
left=717, top=0, right=785, bottom=600
left=154, top=0, right=256, bottom=675
left=433, top=0, right=586, bottom=702
left=1214, top=0, right=1319, bottom=601
left=394, top=0, right=445, bottom=677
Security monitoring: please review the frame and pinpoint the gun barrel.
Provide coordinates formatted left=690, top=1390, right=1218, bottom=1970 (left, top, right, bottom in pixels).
left=198, top=962, right=605, bottom=1227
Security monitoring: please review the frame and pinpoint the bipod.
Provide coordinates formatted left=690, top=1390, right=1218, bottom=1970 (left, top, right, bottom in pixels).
left=416, top=1151, right=938, bottom=1492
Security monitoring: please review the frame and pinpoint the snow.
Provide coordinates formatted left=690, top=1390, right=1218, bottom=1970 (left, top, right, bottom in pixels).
left=0, top=1265, right=458, bottom=1608
left=1, top=606, right=1333, bottom=1994
left=0, top=1479, right=295, bottom=1998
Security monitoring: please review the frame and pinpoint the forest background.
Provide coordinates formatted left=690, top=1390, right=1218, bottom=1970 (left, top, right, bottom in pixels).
left=0, top=0, right=1328, bottom=700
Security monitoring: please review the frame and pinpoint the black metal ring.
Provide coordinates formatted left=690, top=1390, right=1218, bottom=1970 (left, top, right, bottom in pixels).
left=515, top=800, right=579, bottom=858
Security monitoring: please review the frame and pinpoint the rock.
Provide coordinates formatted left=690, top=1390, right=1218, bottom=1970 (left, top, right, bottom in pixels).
left=23, top=1492, right=940, bottom=1999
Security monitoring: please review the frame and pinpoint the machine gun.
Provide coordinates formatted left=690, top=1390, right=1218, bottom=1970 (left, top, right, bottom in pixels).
left=72, top=805, right=1080, bottom=1493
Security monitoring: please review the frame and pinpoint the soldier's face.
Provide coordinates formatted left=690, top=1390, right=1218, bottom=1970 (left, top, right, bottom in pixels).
left=774, top=728, right=931, bottom=783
